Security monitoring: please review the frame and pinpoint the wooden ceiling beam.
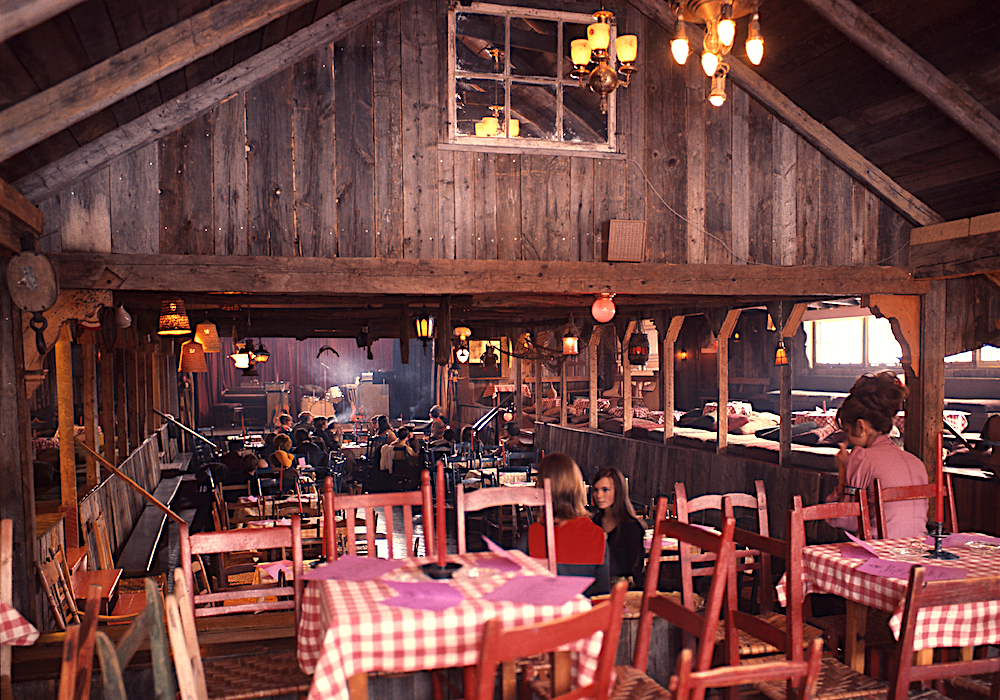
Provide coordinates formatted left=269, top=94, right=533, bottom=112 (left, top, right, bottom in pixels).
left=49, top=253, right=930, bottom=297
left=0, top=0, right=319, bottom=163
left=627, top=0, right=944, bottom=227
left=0, top=176, right=41, bottom=256
left=800, top=0, right=1000, bottom=164
left=909, top=211, right=1000, bottom=279
left=0, top=0, right=87, bottom=43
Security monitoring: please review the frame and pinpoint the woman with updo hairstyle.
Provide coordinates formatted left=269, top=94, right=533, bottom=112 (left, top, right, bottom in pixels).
left=591, top=467, right=645, bottom=584
left=826, top=371, right=928, bottom=538
left=522, top=453, right=609, bottom=596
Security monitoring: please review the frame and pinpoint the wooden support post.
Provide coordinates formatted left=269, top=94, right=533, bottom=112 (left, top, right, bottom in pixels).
left=715, top=310, right=741, bottom=454
left=919, top=282, right=946, bottom=471
left=79, top=329, right=99, bottom=490
left=657, top=315, right=685, bottom=443
left=126, top=329, right=140, bottom=449
left=559, top=361, right=568, bottom=427
left=150, top=341, right=163, bottom=428
left=514, top=345, right=523, bottom=427
left=99, top=343, right=116, bottom=465
left=777, top=302, right=808, bottom=468
left=55, top=324, right=79, bottom=548
left=622, top=322, right=637, bottom=435
left=115, top=344, right=129, bottom=459
left=588, top=326, right=601, bottom=431
left=136, top=334, right=149, bottom=441
left=533, top=337, right=542, bottom=430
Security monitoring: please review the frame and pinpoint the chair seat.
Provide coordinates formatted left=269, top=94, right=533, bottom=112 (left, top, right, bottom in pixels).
left=202, top=649, right=312, bottom=700
left=808, top=610, right=898, bottom=652
left=951, top=673, right=993, bottom=697
left=610, top=665, right=672, bottom=700
left=716, top=612, right=826, bottom=657
left=748, top=655, right=887, bottom=700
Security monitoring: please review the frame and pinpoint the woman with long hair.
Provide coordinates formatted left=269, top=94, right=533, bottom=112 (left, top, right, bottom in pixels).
left=827, top=371, right=928, bottom=538
left=523, top=453, right=609, bottom=595
left=591, top=466, right=645, bottom=584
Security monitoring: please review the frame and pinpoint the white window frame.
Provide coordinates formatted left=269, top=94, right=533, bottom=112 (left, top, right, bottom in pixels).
left=446, top=3, right=618, bottom=155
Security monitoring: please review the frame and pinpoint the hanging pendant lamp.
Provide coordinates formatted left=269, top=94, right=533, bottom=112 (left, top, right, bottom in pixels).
left=194, top=320, right=222, bottom=352
left=178, top=339, right=208, bottom=373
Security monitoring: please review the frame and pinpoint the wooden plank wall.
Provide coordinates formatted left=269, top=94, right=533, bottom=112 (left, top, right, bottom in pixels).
left=38, top=4, right=914, bottom=266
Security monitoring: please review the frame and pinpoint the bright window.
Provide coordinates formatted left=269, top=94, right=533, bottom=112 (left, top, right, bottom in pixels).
left=867, top=317, right=903, bottom=366
left=807, top=317, right=864, bottom=365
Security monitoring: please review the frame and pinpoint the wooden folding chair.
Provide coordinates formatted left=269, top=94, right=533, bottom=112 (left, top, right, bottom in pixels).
left=37, top=546, right=141, bottom=630
left=793, top=493, right=872, bottom=541
left=888, top=566, right=1000, bottom=700
left=178, top=516, right=303, bottom=624
left=57, top=583, right=101, bottom=700
left=456, top=478, right=557, bottom=574
left=470, top=581, right=630, bottom=700
left=330, top=469, right=434, bottom=559
left=167, top=570, right=312, bottom=700
left=873, top=475, right=957, bottom=539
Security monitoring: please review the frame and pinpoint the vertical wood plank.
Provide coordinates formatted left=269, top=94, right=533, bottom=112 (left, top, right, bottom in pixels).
left=159, top=113, right=214, bottom=255
left=80, top=331, right=99, bottom=490
left=60, top=168, right=111, bottom=253
left=850, top=179, right=868, bottom=264
left=624, top=5, right=646, bottom=231
left=796, top=136, right=821, bottom=266
left=126, top=330, right=140, bottom=451
left=595, top=157, right=627, bottom=262
left=400, top=0, right=440, bottom=258
left=560, top=362, right=567, bottom=427
left=685, top=61, right=706, bottom=264
left=772, top=121, right=797, bottom=266
left=38, top=197, right=62, bottom=252
left=660, top=315, right=684, bottom=442
left=704, top=81, right=731, bottom=264
left=495, top=154, right=522, bottom=261
left=623, top=325, right=633, bottom=435
left=747, top=98, right=772, bottom=264
left=589, top=326, right=600, bottom=431
left=100, top=344, right=115, bottom=465
left=716, top=309, right=740, bottom=454
left=877, top=200, right=910, bottom=267
left=730, top=86, right=749, bottom=264
left=136, top=335, right=148, bottom=442
left=521, top=155, right=571, bottom=261
left=820, top=155, right=852, bottom=265
left=571, top=158, right=595, bottom=262
left=246, top=69, right=296, bottom=256
left=374, top=12, right=403, bottom=259
left=438, top=151, right=457, bottom=260
left=55, top=324, right=78, bottom=547
left=919, top=281, right=946, bottom=470
left=213, top=93, right=249, bottom=256
left=454, top=152, right=476, bottom=260
left=474, top=154, right=498, bottom=260
left=294, top=45, right=339, bottom=258
left=110, top=142, right=159, bottom=254
left=863, top=189, right=880, bottom=264
left=115, top=346, right=128, bottom=460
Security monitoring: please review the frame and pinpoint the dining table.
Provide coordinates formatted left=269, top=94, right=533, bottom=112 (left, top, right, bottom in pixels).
left=778, top=533, right=1000, bottom=672
left=0, top=600, right=39, bottom=646
left=296, top=549, right=602, bottom=700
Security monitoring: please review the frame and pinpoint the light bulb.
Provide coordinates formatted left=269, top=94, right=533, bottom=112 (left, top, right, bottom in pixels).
left=718, top=3, right=735, bottom=47
left=455, top=347, right=470, bottom=363
left=587, top=21, right=611, bottom=51
left=508, top=119, right=519, bottom=138
left=746, top=13, right=764, bottom=65
left=709, top=67, right=727, bottom=107
left=701, top=50, right=719, bottom=77
left=482, top=116, right=499, bottom=136
left=671, top=23, right=689, bottom=65
left=616, top=34, right=638, bottom=63
left=571, top=38, right=592, bottom=66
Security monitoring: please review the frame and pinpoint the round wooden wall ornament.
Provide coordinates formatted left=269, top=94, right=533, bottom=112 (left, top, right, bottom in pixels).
left=6, top=251, right=59, bottom=312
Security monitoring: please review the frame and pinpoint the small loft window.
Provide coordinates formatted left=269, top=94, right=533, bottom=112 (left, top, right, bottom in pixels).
left=448, top=3, right=615, bottom=152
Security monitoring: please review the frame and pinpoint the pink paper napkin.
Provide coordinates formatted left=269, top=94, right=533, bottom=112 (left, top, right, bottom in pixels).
left=845, top=531, right=878, bottom=556
left=856, top=558, right=967, bottom=581
left=839, top=543, right=877, bottom=559
left=258, top=560, right=294, bottom=581
left=302, top=554, right=407, bottom=581
left=380, top=581, right=464, bottom=612
left=483, top=575, right=593, bottom=607
left=480, top=536, right=523, bottom=572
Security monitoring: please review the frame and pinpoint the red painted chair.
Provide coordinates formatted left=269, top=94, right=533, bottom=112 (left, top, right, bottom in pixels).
left=872, top=475, right=957, bottom=539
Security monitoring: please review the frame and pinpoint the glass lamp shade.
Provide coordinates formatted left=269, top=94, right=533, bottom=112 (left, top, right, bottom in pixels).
left=178, top=339, right=208, bottom=373
left=774, top=340, right=789, bottom=366
left=158, top=298, right=191, bottom=335
left=718, top=16, right=736, bottom=46
left=571, top=38, right=592, bottom=66
left=482, top=116, right=499, bottom=136
left=508, top=119, right=520, bottom=138
left=709, top=72, right=727, bottom=106
left=415, top=314, right=435, bottom=340
left=562, top=333, right=579, bottom=355
left=254, top=341, right=270, bottom=362
left=455, top=346, right=470, bottom=364
left=231, top=343, right=251, bottom=369
left=194, top=321, right=222, bottom=352
left=591, top=294, right=616, bottom=323
left=746, top=13, right=764, bottom=65
left=587, top=21, right=611, bottom=51
left=475, top=121, right=488, bottom=137
left=616, top=34, right=638, bottom=62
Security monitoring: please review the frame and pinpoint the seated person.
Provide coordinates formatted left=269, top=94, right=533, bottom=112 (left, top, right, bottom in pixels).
left=271, top=433, right=294, bottom=471
left=365, top=415, right=397, bottom=462
left=590, top=466, right=645, bottom=584
left=502, top=422, right=524, bottom=452
left=519, top=453, right=609, bottom=596
left=292, top=411, right=314, bottom=438
left=428, top=405, right=447, bottom=441
left=293, top=428, right=326, bottom=465
left=222, top=454, right=260, bottom=501
left=312, top=416, right=340, bottom=452
left=430, top=427, right=455, bottom=449
left=277, top=413, right=293, bottom=435
left=219, top=439, right=245, bottom=472
left=259, top=432, right=278, bottom=459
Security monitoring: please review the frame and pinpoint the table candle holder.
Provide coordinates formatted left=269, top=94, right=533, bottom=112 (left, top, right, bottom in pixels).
left=925, top=521, right=959, bottom=560
left=421, top=561, right=462, bottom=579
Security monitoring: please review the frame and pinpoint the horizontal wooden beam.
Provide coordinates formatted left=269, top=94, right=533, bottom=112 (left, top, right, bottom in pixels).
left=800, top=0, right=1000, bottom=163
left=0, top=176, right=41, bottom=256
left=626, top=0, right=943, bottom=227
left=909, top=212, right=1000, bottom=279
left=0, top=0, right=87, bottom=43
left=13, top=0, right=410, bottom=203
left=49, top=253, right=930, bottom=297
left=0, top=0, right=315, bottom=162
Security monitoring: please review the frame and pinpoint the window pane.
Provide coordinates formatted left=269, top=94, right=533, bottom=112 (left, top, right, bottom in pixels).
left=563, top=82, right=607, bottom=142
left=945, top=351, right=974, bottom=363
left=455, top=13, right=505, bottom=74
left=979, top=345, right=1000, bottom=362
left=456, top=78, right=504, bottom=136
left=511, top=82, right=557, bottom=139
left=510, top=17, right=558, bottom=78
left=868, top=317, right=902, bottom=366
left=813, top=318, right=863, bottom=365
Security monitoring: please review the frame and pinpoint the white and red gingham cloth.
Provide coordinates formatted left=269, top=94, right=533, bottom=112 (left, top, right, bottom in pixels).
left=297, top=550, right=601, bottom=700
left=0, top=601, right=39, bottom=646
left=778, top=536, right=1000, bottom=651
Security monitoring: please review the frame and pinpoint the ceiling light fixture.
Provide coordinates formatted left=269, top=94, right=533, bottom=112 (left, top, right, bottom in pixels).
left=178, top=339, right=208, bottom=373
left=194, top=320, right=221, bottom=352
left=562, top=317, right=580, bottom=356
left=570, top=8, right=638, bottom=114
left=157, top=298, right=191, bottom=335
left=774, top=338, right=789, bottom=366
left=453, top=326, right=472, bottom=364
left=627, top=320, right=650, bottom=366
left=591, top=293, right=616, bottom=324
left=415, top=313, right=435, bottom=348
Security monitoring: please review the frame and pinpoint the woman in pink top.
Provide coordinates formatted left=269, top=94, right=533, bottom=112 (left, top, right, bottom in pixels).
left=826, top=372, right=928, bottom=538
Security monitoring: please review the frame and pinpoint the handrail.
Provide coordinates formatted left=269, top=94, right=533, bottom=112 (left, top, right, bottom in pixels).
left=74, top=439, right=185, bottom=524
left=152, top=408, right=216, bottom=447
left=472, top=401, right=512, bottom=433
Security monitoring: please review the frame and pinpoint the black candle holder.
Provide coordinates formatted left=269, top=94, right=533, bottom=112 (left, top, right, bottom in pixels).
left=925, top=521, right=959, bottom=560
left=421, top=561, right=463, bottom=579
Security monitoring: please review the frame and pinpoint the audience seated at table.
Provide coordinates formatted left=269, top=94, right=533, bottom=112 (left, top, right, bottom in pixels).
left=292, top=410, right=315, bottom=438
left=311, top=416, right=340, bottom=451
left=219, top=438, right=246, bottom=472
left=501, top=422, right=524, bottom=452
left=590, top=466, right=645, bottom=585
left=259, top=432, right=278, bottom=459
left=222, top=454, right=262, bottom=500
left=519, top=453, right=610, bottom=596
left=428, top=405, right=447, bottom=441
left=271, top=433, right=294, bottom=471
left=825, top=371, right=928, bottom=538
left=277, top=413, right=293, bottom=435
left=430, top=427, right=455, bottom=450
left=293, top=429, right=326, bottom=465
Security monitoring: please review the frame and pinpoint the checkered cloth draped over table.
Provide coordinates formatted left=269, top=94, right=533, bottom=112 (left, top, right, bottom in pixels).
left=0, top=600, right=39, bottom=646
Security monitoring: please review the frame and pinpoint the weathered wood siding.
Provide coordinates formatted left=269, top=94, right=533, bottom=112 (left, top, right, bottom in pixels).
left=38, top=4, right=913, bottom=266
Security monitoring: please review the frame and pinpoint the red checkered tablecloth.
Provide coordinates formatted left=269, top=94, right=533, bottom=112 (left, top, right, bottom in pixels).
left=297, top=550, right=601, bottom=700
left=0, top=600, right=39, bottom=646
left=778, top=537, right=1000, bottom=651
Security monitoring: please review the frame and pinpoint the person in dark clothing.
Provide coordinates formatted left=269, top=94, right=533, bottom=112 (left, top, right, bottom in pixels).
left=219, top=439, right=245, bottom=472
left=312, top=416, right=339, bottom=451
left=590, top=466, right=646, bottom=585
left=222, top=453, right=260, bottom=501
left=293, top=428, right=325, bottom=465
left=277, top=414, right=293, bottom=435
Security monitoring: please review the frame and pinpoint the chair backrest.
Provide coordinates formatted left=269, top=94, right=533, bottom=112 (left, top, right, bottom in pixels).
left=888, top=565, right=1000, bottom=700
left=178, top=516, right=303, bottom=623
left=670, top=637, right=824, bottom=700
left=94, top=578, right=176, bottom=700
left=872, top=474, right=957, bottom=539
left=470, top=580, right=628, bottom=700
left=792, top=493, right=872, bottom=540
left=331, top=469, right=434, bottom=559
left=633, top=500, right=736, bottom=675
left=57, top=583, right=101, bottom=700
left=37, top=547, right=80, bottom=630
left=87, top=512, right=115, bottom=571
left=165, top=570, right=209, bottom=700
left=455, top=479, right=557, bottom=574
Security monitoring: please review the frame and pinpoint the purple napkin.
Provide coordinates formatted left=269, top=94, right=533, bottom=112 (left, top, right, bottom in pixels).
left=844, top=531, right=878, bottom=556
left=381, top=581, right=464, bottom=612
left=840, top=544, right=877, bottom=560
left=258, top=560, right=294, bottom=581
left=302, top=554, right=407, bottom=581
left=856, top=558, right=967, bottom=581
left=483, top=575, right=593, bottom=607
left=480, top=537, right=523, bottom=572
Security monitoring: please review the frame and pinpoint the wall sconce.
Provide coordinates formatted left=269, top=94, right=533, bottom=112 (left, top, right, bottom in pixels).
left=194, top=320, right=222, bottom=352
left=415, top=314, right=435, bottom=347
left=502, top=409, right=515, bottom=423
left=591, top=293, right=616, bottom=323
left=562, top=317, right=580, bottom=355
left=774, top=338, right=789, bottom=366
left=571, top=9, right=638, bottom=113
left=178, top=339, right=208, bottom=373
left=114, top=305, right=132, bottom=329
left=627, top=320, right=650, bottom=366
left=679, top=348, right=689, bottom=361
left=453, top=326, right=472, bottom=363
left=158, top=298, right=190, bottom=335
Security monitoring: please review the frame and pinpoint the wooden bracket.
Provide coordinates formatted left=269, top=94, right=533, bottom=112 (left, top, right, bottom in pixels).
left=865, top=294, right=920, bottom=373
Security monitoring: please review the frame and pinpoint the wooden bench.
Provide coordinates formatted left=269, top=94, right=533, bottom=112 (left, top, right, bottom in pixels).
left=116, top=473, right=184, bottom=577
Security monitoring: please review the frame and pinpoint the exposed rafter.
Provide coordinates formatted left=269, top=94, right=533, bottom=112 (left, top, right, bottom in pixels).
left=0, top=0, right=87, bottom=44
left=800, top=0, right=1000, bottom=163
left=13, top=0, right=409, bottom=203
